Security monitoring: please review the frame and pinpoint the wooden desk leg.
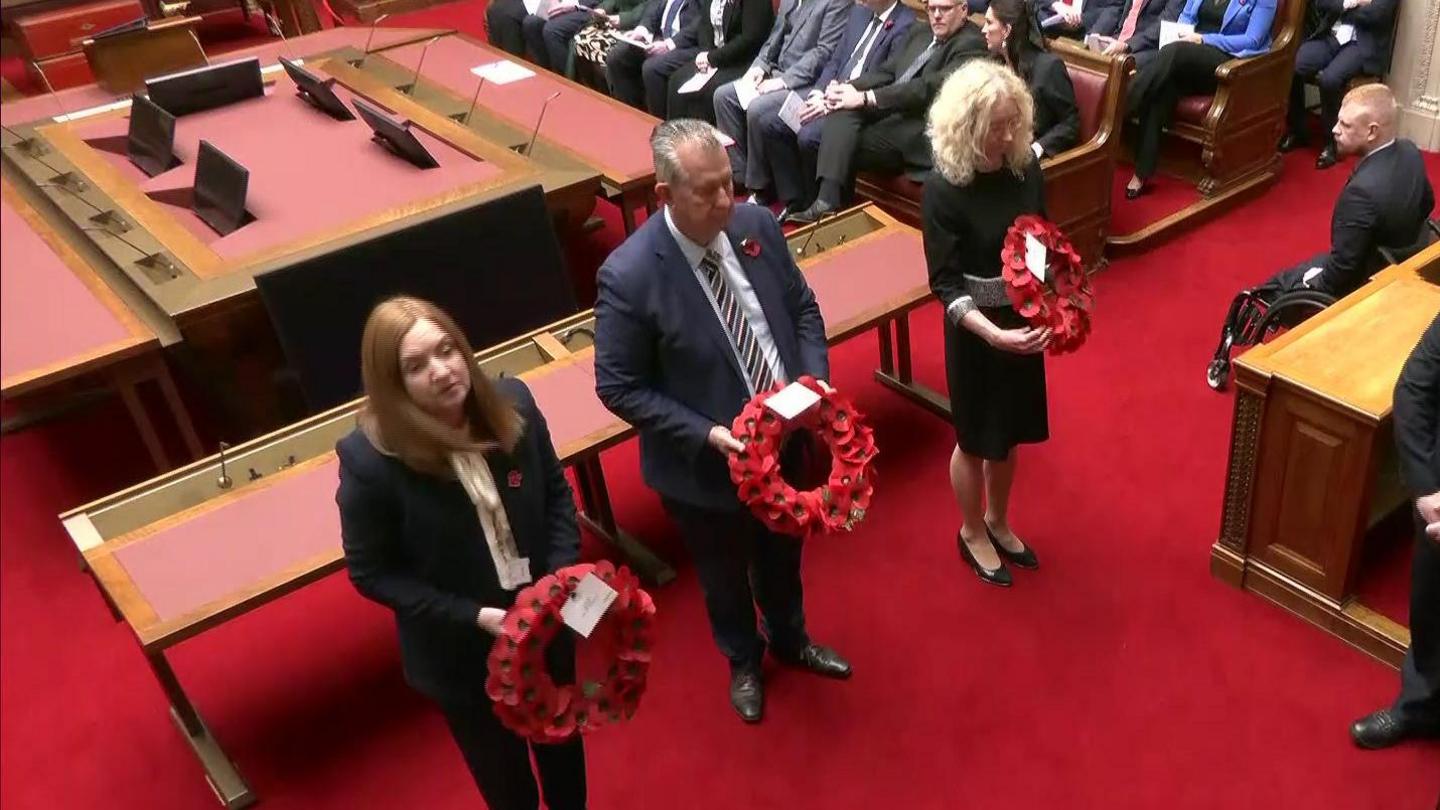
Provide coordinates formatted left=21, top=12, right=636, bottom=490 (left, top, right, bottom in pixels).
left=145, top=651, right=256, bottom=809
left=151, top=356, right=204, bottom=461
left=113, top=369, right=172, bottom=473
left=573, top=455, right=676, bottom=586
left=872, top=311, right=951, bottom=419
left=619, top=196, right=639, bottom=235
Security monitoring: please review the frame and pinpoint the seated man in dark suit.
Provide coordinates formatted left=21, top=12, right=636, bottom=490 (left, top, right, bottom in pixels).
left=750, top=0, right=919, bottom=217
left=1091, top=0, right=1186, bottom=70
left=1279, top=0, right=1399, bottom=170
left=594, top=119, right=852, bottom=724
left=604, top=0, right=699, bottom=114
left=785, top=0, right=989, bottom=223
left=1039, top=0, right=1124, bottom=40
left=1351, top=314, right=1440, bottom=749
left=1208, top=84, right=1434, bottom=377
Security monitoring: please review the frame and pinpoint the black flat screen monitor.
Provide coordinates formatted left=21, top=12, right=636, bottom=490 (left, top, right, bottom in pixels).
left=126, top=93, right=179, bottom=177
left=351, top=96, right=440, bottom=169
left=193, top=140, right=250, bottom=236
left=279, top=57, right=355, bottom=121
left=254, top=184, right=578, bottom=412
left=145, top=57, right=264, bottom=116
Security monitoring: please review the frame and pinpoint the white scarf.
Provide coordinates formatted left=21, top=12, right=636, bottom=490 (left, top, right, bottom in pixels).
left=450, top=452, right=532, bottom=591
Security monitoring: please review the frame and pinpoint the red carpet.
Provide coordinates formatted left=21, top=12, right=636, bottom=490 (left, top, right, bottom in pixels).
left=4, top=5, right=1440, bottom=808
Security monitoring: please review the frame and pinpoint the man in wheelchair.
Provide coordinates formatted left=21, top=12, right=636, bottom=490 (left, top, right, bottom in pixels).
left=1207, top=83, right=1436, bottom=390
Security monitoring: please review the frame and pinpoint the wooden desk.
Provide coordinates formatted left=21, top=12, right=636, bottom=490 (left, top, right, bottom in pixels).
left=60, top=205, right=933, bottom=808
left=1211, top=242, right=1440, bottom=666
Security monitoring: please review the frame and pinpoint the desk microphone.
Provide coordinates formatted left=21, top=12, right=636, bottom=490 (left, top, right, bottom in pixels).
left=523, top=91, right=561, bottom=156
left=266, top=11, right=296, bottom=63
left=354, top=13, right=392, bottom=67
left=794, top=206, right=841, bottom=260
left=0, top=121, right=50, bottom=159
left=41, top=174, right=131, bottom=232
left=82, top=225, right=178, bottom=276
left=463, top=76, right=486, bottom=126
left=30, top=61, right=70, bottom=123
left=403, top=35, right=443, bottom=96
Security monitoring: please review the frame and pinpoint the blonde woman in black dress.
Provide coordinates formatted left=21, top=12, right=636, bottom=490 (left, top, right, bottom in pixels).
left=922, top=60, right=1049, bottom=587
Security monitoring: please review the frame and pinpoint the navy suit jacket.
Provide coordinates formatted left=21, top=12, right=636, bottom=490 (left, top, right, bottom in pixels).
left=640, top=0, right=698, bottom=40
left=594, top=203, right=829, bottom=510
left=1311, top=139, right=1435, bottom=296
left=1313, top=0, right=1398, bottom=75
left=811, top=1, right=919, bottom=90
left=1395, top=315, right=1440, bottom=501
left=335, top=378, right=581, bottom=703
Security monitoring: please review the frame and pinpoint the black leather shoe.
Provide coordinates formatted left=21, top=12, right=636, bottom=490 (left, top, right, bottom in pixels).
left=1124, top=181, right=1149, bottom=201
left=776, top=643, right=853, bottom=679
left=986, top=525, right=1038, bottom=570
left=1350, top=709, right=1416, bottom=749
left=729, top=670, right=764, bottom=723
left=958, top=532, right=1012, bottom=587
left=1277, top=132, right=1307, bottom=153
left=774, top=205, right=793, bottom=223
left=783, top=199, right=834, bottom=225
left=1315, top=144, right=1338, bottom=170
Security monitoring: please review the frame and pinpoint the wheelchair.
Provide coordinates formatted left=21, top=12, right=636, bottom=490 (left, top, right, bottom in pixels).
left=1205, top=220, right=1440, bottom=391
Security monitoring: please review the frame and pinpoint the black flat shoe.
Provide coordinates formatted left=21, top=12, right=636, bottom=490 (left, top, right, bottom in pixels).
left=1124, top=181, right=1149, bottom=200
left=958, top=532, right=1012, bottom=587
left=783, top=199, right=834, bottom=225
left=1315, top=144, right=1338, bottom=170
left=729, top=670, right=764, bottom=724
left=986, top=525, right=1038, bottom=570
left=775, top=643, right=852, bottom=679
left=1277, top=132, right=1307, bottom=153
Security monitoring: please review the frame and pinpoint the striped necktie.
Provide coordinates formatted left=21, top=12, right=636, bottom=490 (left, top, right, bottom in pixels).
left=896, top=37, right=937, bottom=83
left=699, top=248, right=776, bottom=394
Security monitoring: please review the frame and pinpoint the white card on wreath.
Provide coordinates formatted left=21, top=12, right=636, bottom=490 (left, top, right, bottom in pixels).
left=561, top=573, right=618, bottom=638
left=765, top=381, right=821, bottom=421
left=1024, top=233, right=1048, bottom=283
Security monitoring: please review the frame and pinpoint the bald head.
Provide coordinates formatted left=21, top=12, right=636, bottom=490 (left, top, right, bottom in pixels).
left=1333, top=83, right=1398, bottom=159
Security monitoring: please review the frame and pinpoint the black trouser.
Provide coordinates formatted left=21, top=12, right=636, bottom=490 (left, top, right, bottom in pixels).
left=662, top=497, right=810, bottom=674
left=436, top=635, right=587, bottom=809
left=814, top=108, right=923, bottom=206
left=665, top=63, right=747, bottom=122
left=486, top=0, right=531, bottom=59
left=1394, top=525, right=1440, bottom=732
left=606, top=44, right=696, bottom=115
left=1288, top=36, right=1366, bottom=142
left=1127, top=42, right=1229, bottom=180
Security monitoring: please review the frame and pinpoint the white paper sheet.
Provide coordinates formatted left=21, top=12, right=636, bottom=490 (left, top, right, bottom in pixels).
left=1159, top=20, right=1195, bottom=49
left=470, top=60, right=537, bottom=85
left=734, top=78, right=760, bottom=111
left=764, top=381, right=822, bottom=420
left=777, top=91, right=805, bottom=133
left=676, top=68, right=716, bottom=95
left=1024, top=233, right=1048, bottom=283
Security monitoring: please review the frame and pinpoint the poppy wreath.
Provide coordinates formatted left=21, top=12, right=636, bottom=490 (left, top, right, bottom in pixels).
left=1000, top=215, right=1093, bottom=355
left=484, top=560, right=656, bottom=743
left=726, top=375, right=878, bottom=536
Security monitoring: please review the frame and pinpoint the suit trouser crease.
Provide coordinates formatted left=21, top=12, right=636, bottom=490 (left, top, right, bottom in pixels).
left=1129, top=42, right=1227, bottom=180
left=1395, top=528, right=1440, bottom=728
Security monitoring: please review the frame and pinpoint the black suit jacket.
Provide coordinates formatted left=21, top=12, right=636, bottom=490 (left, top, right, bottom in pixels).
left=1082, top=0, right=1126, bottom=33
left=854, top=19, right=989, bottom=115
left=1028, top=51, right=1080, bottom=157
left=1312, top=0, right=1398, bottom=75
left=1311, top=139, right=1435, bottom=296
left=335, top=377, right=581, bottom=703
left=676, top=0, right=776, bottom=69
left=1395, top=315, right=1440, bottom=502
left=1104, top=0, right=1187, bottom=53
left=640, top=0, right=699, bottom=39
left=594, top=204, right=829, bottom=510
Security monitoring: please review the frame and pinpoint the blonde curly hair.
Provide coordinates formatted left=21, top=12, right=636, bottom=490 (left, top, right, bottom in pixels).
left=927, top=60, right=1035, bottom=187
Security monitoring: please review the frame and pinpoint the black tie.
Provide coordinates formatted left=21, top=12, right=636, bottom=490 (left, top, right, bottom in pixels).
left=840, top=15, right=882, bottom=78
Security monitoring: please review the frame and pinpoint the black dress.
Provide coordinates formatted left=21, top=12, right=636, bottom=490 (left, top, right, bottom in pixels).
left=922, top=158, right=1048, bottom=461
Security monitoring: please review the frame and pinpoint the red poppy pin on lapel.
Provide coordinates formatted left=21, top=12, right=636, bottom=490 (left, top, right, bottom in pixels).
left=740, top=238, right=761, bottom=258
left=883, top=18, right=893, bottom=29
left=508, top=470, right=523, bottom=488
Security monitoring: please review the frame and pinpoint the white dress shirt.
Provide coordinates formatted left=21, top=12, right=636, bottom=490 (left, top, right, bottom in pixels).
left=848, top=1, right=899, bottom=81
left=664, top=207, right=788, bottom=395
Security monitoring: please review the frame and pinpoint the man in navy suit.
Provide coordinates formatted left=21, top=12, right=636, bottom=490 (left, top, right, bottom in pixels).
left=604, top=0, right=699, bottom=114
left=594, top=119, right=852, bottom=724
left=751, top=0, right=918, bottom=217
left=1095, top=0, right=1186, bottom=69
left=1279, top=0, right=1399, bottom=169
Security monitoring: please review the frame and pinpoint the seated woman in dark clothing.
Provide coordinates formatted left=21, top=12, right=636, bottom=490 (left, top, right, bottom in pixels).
left=336, top=296, right=587, bottom=810
left=486, top=0, right=606, bottom=72
left=665, top=0, right=775, bottom=121
left=981, top=0, right=1079, bottom=160
left=1123, top=0, right=1275, bottom=198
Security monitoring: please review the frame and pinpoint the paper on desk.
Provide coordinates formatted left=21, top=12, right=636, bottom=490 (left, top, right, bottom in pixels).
left=1159, top=20, right=1194, bottom=49
left=1024, top=233, right=1048, bottom=283
left=561, top=573, right=618, bottom=638
left=765, top=381, right=822, bottom=420
left=677, top=68, right=716, bottom=95
left=734, top=78, right=760, bottom=111
left=470, top=60, right=537, bottom=85
left=777, top=91, right=805, bottom=133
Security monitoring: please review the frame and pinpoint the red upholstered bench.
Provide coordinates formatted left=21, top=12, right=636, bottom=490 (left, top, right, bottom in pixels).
left=1161, top=0, right=1307, bottom=197
left=855, top=41, right=1132, bottom=271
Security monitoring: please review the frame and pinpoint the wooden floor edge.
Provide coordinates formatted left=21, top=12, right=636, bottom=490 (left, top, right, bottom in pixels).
left=1105, top=172, right=1278, bottom=255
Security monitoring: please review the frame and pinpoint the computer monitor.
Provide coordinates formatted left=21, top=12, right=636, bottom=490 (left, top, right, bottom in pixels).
left=350, top=96, right=440, bottom=170
left=126, top=93, right=179, bottom=177
left=193, top=140, right=250, bottom=236
left=145, top=57, right=264, bottom=116
left=279, top=58, right=355, bottom=121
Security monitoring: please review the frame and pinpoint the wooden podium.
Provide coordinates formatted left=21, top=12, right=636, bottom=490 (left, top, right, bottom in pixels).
left=82, top=15, right=207, bottom=94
